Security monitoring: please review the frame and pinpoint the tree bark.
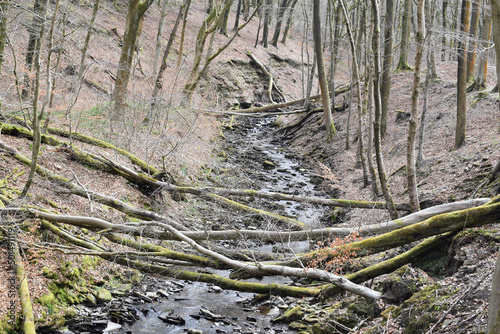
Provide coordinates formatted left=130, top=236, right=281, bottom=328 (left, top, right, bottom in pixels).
left=490, top=0, right=500, bottom=92
left=261, top=0, right=272, bottom=47
left=313, top=0, right=336, bottom=141
left=442, top=0, right=449, bottom=60
left=407, top=0, right=425, bottom=212
left=380, top=0, right=394, bottom=137
left=466, top=0, right=481, bottom=82
left=153, top=0, right=169, bottom=74
left=270, top=0, right=289, bottom=47
left=455, top=0, right=471, bottom=149
left=470, top=7, right=492, bottom=91
left=0, top=0, right=9, bottom=79
left=396, top=0, right=413, bottom=71
left=280, top=0, right=298, bottom=44
left=489, top=243, right=500, bottom=333
left=111, top=0, right=153, bottom=120
left=370, top=0, right=399, bottom=220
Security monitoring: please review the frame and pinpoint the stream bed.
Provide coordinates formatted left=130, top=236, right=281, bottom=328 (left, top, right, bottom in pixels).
left=70, top=116, right=329, bottom=334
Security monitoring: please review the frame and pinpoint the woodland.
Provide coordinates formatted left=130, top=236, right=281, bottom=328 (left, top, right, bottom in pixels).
left=0, top=0, right=500, bottom=333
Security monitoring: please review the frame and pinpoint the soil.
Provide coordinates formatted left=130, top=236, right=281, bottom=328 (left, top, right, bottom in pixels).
left=0, top=0, right=499, bottom=333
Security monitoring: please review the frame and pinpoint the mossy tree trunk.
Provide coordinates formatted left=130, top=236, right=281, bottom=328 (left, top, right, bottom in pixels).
left=111, top=0, right=154, bottom=121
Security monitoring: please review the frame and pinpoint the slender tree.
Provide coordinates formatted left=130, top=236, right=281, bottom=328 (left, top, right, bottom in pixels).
left=153, top=0, right=169, bottom=74
left=466, top=0, right=481, bottom=82
left=313, top=0, right=336, bottom=141
left=111, top=0, right=154, bottom=121
left=407, top=0, right=425, bottom=212
left=442, top=0, right=449, bottom=60
left=339, top=0, right=368, bottom=186
left=380, top=0, right=394, bottom=137
left=370, top=0, right=399, bottom=219
left=469, top=5, right=492, bottom=91
left=0, top=0, right=9, bottom=79
left=261, top=0, right=272, bottom=47
left=491, top=0, right=500, bottom=92
left=396, top=0, right=413, bottom=71
left=455, top=0, right=471, bottom=148
left=271, top=0, right=290, bottom=47
left=280, top=0, right=298, bottom=44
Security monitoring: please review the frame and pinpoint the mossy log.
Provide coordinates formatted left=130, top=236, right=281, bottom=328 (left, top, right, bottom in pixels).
left=44, top=219, right=323, bottom=298
left=318, top=232, right=454, bottom=300
left=6, top=229, right=36, bottom=334
left=206, top=193, right=305, bottom=229
left=247, top=52, right=286, bottom=103
left=0, top=141, right=187, bottom=230
left=293, top=196, right=500, bottom=266
left=159, top=184, right=412, bottom=211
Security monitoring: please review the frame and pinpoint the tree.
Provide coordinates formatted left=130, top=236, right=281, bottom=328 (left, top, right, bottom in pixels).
left=153, top=0, right=169, bottom=74
left=381, top=0, right=395, bottom=137
left=407, top=0, right=425, bottom=212
left=111, top=0, right=154, bottom=121
left=469, top=5, right=492, bottom=91
left=0, top=0, right=9, bottom=79
left=280, top=0, right=298, bottom=45
left=491, top=0, right=500, bottom=92
left=466, top=0, right=481, bottom=82
left=455, top=0, right=471, bottom=149
left=261, top=0, right=272, bottom=47
left=370, top=0, right=399, bottom=220
left=313, top=0, right=336, bottom=141
left=270, top=0, right=290, bottom=47
left=396, top=0, right=413, bottom=71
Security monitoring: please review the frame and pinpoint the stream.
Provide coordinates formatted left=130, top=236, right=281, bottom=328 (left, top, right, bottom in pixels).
left=70, top=116, right=329, bottom=334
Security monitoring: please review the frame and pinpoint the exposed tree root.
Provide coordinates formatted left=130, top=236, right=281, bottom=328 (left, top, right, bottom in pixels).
left=247, top=52, right=286, bottom=103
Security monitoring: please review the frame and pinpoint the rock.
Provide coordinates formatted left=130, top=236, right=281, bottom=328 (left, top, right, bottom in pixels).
left=187, top=330, right=203, bottom=334
left=103, top=321, right=122, bottom=333
left=272, top=305, right=304, bottom=323
left=263, top=160, right=275, bottom=169
left=95, top=288, right=112, bottom=304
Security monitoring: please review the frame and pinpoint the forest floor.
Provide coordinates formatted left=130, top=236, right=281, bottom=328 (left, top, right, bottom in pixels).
left=0, top=0, right=499, bottom=333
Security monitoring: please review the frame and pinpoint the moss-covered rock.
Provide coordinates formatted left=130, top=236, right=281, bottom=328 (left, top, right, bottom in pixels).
left=272, top=305, right=304, bottom=323
left=95, top=288, right=113, bottom=303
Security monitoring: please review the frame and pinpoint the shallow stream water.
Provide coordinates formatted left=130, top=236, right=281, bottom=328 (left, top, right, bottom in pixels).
left=113, top=116, right=327, bottom=334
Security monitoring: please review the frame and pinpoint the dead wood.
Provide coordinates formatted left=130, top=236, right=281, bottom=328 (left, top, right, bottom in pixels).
left=5, top=228, right=36, bottom=334
left=230, top=83, right=349, bottom=114
left=247, top=52, right=286, bottom=103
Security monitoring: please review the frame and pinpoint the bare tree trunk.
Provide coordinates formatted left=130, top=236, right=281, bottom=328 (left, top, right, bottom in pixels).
left=370, top=0, right=399, bottom=219
left=442, top=0, right=449, bottom=60
left=417, top=4, right=435, bottom=164
left=339, top=0, right=368, bottom=186
left=153, top=0, right=169, bottom=74
left=455, top=0, right=471, bottom=149
left=21, top=0, right=42, bottom=99
left=280, top=0, right=298, bottom=44
left=148, top=0, right=186, bottom=119
left=0, top=0, right=9, bottom=80
left=313, top=0, right=336, bottom=141
left=396, top=0, right=413, bottom=71
left=177, top=0, right=191, bottom=68
left=234, top=0, right=242, bottom=29
left=270, top=0, right=289, bottom=47
left=75, top=0, right=100, bottom=91
left=470, top=6, right=492, bottom=91
left=490, top=0, right=500, bottom=92
left=466, top=0, right=481, bottom=82
left=261, top=0, right=272, bottom=47
left=381, top=0, right=394, bottom=137
left=407, top=0, right=425, bottom=212
left=111, top=0, right=154, bottom=121
left=20, top=0, right=49, bottom=197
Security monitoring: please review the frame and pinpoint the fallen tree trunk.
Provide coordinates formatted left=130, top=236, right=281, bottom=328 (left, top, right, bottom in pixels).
left=231, top=84, right=349, bottom=114
left=6, top=229, right=36, bottom=334
left=247, top=52, right=286, bottom=103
